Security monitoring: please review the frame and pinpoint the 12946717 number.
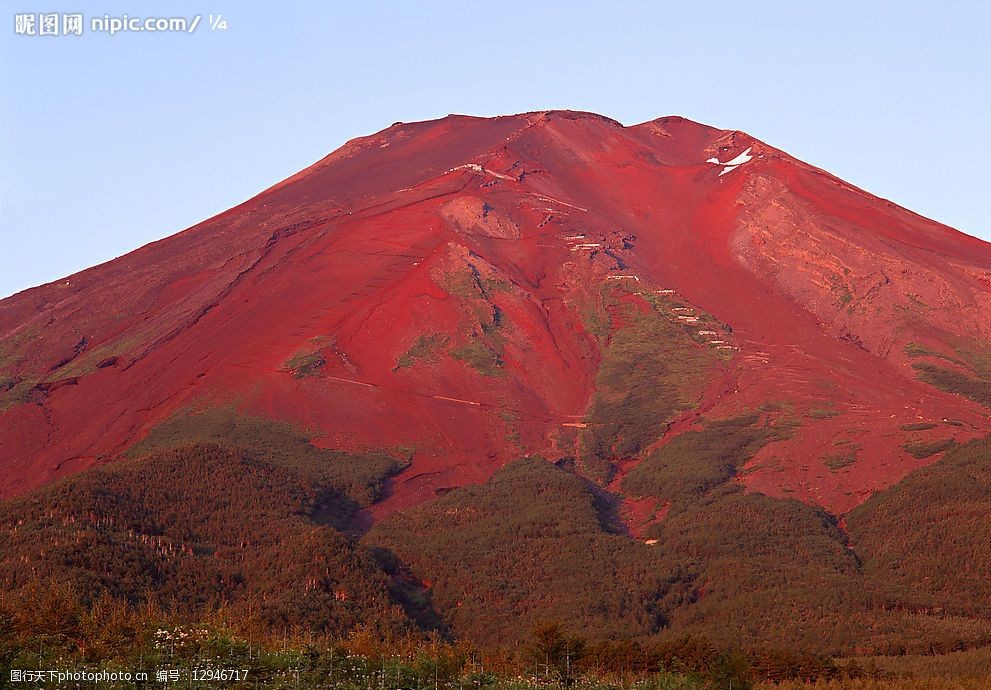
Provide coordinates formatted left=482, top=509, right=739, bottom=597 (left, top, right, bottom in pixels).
left=192, top=669, right=249, bottom=682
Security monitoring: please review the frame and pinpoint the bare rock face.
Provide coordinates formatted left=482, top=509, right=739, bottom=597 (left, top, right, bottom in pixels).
left=441, top=196, right=522, bottom=239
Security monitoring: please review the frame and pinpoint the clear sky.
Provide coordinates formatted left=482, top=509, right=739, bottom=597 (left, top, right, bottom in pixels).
left=2, top=1, right=989, bottom=298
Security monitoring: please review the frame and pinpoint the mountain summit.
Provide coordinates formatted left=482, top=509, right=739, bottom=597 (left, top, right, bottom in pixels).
left=3, top=111, right=991, bottom=651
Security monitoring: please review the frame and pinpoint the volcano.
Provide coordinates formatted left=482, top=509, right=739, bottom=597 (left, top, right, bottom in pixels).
left=3, top=111, right=991, bottom=653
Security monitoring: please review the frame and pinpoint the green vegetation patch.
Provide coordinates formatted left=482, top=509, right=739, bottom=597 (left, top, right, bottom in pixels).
left=903, top=438, right=958, bottom=459
left=828, top=273, right=853, bottom=310
left=649, top=485, right=873, bottom=653
left=759, top=401, right=792, bottom=412
left=395, top=333, right=449, bottom=369
left=579, top=285, right=719, bottom=483
left=900, top=422, right=938, bottom=432
left=285, top=350, right=326, bottom=378
left=0, top=332, right=146, bottom=409
left=848, top=437, right=991, bottom=621
left=913, top=363, right=991, bottom=408
left=0, top=323, right=44, bottom=370
left=449, top=340, right=504, bottom=377
left=434, top=262, right=513, bottom=379
left=0, top=376, right=39, bottom=412
left=579, top=300, right=610, bottom=340
left=49, top=333, right=145, bottom=380
left=0, top=443, right=416, bottom=637
left=129, top=407, right=409, bottom=506
left=436, top=268, right=480, bottom=299
left=498, top=407, right=522, bottom=447
left=645, top=478, right=991, bottom=654
left=435, top=265, right=512, bottom=301
left=823, top=450, right=858, bottom=471
left=906, top=338, right=991, bottom=409
left=905, top=342, right=959, bottom=362
left=621, top=413, right=786, bottom=505
left=367, top=457, right=685, bottom=647
left=5, top=419, right=991, bottom=658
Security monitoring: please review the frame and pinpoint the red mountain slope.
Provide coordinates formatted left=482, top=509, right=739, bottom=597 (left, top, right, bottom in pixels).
left=2, top=110, right=990, bottom=519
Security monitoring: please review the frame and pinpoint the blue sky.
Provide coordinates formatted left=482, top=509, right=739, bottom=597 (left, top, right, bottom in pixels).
left=2, top=1, right=989, bottom=298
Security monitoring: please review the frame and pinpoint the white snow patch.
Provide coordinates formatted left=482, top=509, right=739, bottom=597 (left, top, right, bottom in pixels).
left=706, top=147, right=754, bottom=176
left=723, top=147, right=753, bottom=166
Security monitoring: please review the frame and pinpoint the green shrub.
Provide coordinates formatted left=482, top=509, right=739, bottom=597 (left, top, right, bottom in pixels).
left=905, top=342, right=957, bottom=361
left=913, top=363, right=991, bottom=408
left=823, top=450, right=858, bottom=471
left=899, top=422, right=938, bottom=431
left=450, top=340, right=503, bottom=377
left=285, top=350, right=325, bottom=378
left=396, top=333, right=449, bottom=369
left=808, top=407, right=841, bottom=420
left=902, top=438, right=958, bottom=459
